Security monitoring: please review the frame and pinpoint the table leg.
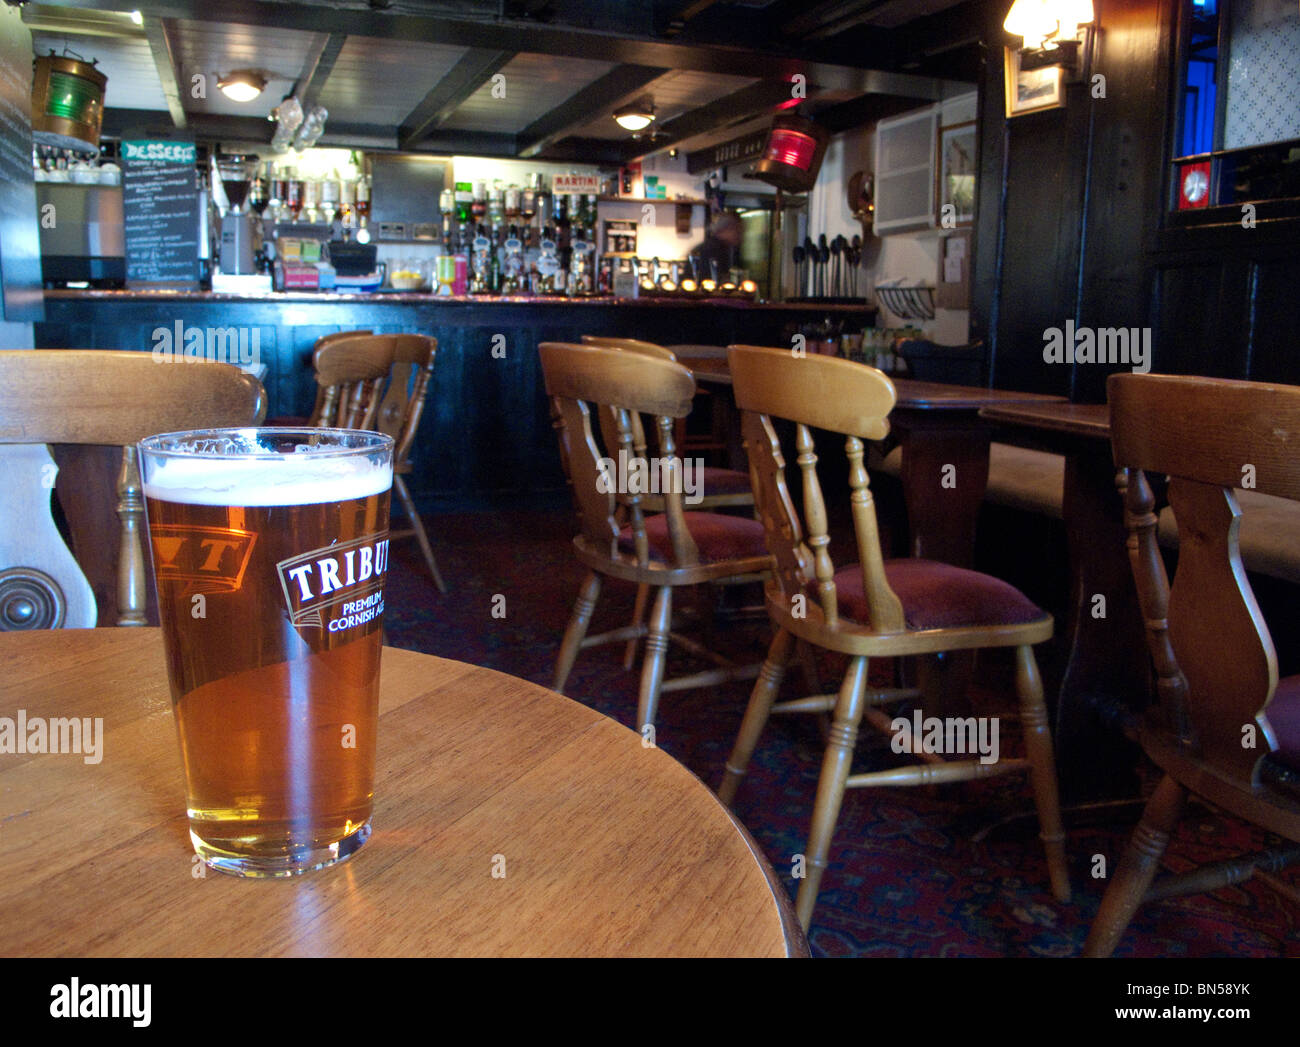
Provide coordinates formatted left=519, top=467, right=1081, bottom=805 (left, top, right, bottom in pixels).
left=896, top=423, right=991, bottom=568
left=1054, top=450, right=1148, bottom=802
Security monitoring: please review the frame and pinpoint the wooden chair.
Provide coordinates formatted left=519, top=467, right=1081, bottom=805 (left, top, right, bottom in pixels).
left=583, top=334, right=757, bottom=668
left=1083, top=373, right=1300, bottom=956
left=266, top=329, right=373, bottom=427
left=373, top=334, right=447, bottom=593
left=539, top=342, right=773, bottom=733
left=717, top=344, right=1069, bottom=930
left=311, top=333, right=394, bottom=429
left=0, top=350, right=265, bottom=629
left=580, top=335, right=754, bottom=510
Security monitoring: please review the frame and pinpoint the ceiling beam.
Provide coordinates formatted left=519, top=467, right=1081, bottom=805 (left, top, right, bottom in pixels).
left=822, top=0, right=990, bottom=70
left=812, top=92, right=932, bottom=135
left=21, top=5, right=146, bottom=39
left=619, top=79, right=804, bottom=162
left=529, top=136, right=638, bottom=165
left=516, top=64, right=668, bottom=159
left=397, top=48, right=514, bottom=152
left=36, top=0, right=965, bottom=95
left=140, top=16, right=187, bottom=129
left=782, top=0, right=890, bottom=38
left=101, top=107, right=404, bottom=149
left=294, top=33, right=347, bottom=112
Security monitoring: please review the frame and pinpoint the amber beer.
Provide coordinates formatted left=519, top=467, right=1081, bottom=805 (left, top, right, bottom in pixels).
left=139, top=429, right=393, bottom=877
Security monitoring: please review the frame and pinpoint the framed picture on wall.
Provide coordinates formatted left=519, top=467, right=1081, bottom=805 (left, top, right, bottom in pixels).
left=1003, top=48, right=1065, bottom=117
left=936, top=121, right=977, bottom=227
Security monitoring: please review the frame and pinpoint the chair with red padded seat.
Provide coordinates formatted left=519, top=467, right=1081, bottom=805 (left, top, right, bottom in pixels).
left=582, top=334, right=758, bottom=669
left=1084, top=373, right=1300, bottom=956
left=539, top=342, right=773, bottom=734
left=716, top=344, right=1069, bottom=931
left=581, top=335, right=753, bottom=510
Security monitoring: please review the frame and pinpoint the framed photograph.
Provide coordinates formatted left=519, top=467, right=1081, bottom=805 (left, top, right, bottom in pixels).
left=936, top=121, right=977, bottom=227
left=1003, top=47, right=1065, bottom=117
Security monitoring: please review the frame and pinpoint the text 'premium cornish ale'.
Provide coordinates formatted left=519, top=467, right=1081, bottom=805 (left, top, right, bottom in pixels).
left=140, top=429, right=393, bottom=877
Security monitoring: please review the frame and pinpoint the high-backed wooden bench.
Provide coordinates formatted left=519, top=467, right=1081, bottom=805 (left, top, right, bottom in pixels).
left=876, top=442, right=1300, bottom=583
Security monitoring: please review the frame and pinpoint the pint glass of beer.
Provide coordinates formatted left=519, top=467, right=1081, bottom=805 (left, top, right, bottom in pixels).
left=138, top=428, right=393, bottom=877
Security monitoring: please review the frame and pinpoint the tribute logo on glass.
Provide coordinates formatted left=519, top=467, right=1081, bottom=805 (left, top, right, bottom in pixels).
left=139, top=428, right=394, bottom=878
left=276, top=533, right=389, bottom=629
left=149, top=524, right=257, bottom=591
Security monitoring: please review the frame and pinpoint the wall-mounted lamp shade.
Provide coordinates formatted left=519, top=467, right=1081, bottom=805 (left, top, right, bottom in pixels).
left=218, top=71, right=266, bottom=103
left=614, top=104, right=655, bottom=132
left=1004, top=0, right=1094, bottom=49
left=31, top=54, right=107, bottom=153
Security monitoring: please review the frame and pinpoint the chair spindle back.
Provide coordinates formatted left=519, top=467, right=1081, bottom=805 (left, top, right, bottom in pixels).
left=313, top=334, right=395, bottom=430
left=539, top=342, right=699, bottom=567
left=728, top=344, right=903, bottom=633
left=374, top=334, right=437, bottom=469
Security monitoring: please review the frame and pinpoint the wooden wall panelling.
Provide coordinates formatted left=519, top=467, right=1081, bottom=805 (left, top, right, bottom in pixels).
left=1073, top=0, right=1173, bottom=403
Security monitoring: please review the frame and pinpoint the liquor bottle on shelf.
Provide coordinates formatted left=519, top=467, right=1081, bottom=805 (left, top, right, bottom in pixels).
left=439, top=188, right=455, bottom=239
left=568, top=219, right=593, bottom=296
left=489, top=227, right=502, bottom=293
left=502, top=224, right=524, bottom=293
left=521, top=176, right=534, bottom=225
left=470, top=224, right=492, bottom=294
left=504, top=183, right=521, bottom=223
left=454, top=181, right=473, bottom=224
left=488, top=183, right=505, bottom=228
left=536, top=232, right=562, bottom=295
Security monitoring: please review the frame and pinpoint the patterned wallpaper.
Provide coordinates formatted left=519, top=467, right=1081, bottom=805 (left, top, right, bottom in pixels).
left=1224, top=0, right=1300, bottom=149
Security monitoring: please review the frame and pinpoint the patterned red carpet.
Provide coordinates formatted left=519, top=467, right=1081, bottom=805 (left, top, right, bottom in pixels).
left=382, top=507, right=1300, bottom=958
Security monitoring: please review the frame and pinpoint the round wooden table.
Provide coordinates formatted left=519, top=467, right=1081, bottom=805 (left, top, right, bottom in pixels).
left=0, top=629, right=805, bottom=957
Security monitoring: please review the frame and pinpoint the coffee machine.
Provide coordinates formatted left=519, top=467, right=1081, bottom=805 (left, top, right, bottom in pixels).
left=216, top=155, right=260, bottom=275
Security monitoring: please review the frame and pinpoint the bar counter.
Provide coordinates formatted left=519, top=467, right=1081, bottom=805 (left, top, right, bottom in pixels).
left=36, top=290, right=873, bottom=511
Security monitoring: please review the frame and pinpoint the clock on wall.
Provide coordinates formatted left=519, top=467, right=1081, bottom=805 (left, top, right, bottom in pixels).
left=1177, top=160, right=1212, bottom=210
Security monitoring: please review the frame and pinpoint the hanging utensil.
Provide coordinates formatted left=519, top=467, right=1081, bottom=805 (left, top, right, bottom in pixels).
left=793, top=244, right=805, bottom=299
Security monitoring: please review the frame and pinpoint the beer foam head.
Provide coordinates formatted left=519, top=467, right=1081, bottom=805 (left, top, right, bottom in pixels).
left=144, top=452, right=391, bottom=506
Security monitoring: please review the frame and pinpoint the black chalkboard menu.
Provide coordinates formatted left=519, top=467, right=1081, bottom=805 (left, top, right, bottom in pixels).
left=0, top=7, right=44, bottom=322
left=121, top=139, right=200, bottom=287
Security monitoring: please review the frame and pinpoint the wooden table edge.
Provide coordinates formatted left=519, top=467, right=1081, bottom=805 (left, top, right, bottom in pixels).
left=978, top=402, right=1112, bottom=439
left=386, top=646, right=809, bottom=958
left=1, top=630, right=806, bottom=958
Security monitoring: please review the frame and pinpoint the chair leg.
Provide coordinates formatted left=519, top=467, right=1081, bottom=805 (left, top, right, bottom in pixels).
left=1083, top=773, right=1186, bottom=957
left=622, top=583, right=650, bottom=670
left=795, top=655, right=870, bottom=932
left=636, top=586, right=673, bottom=734
left=553, top=571, right=602, bottom=694
left=795, top=637, right=822, bottom=695
left=718, top=627, right=793, bottom=806
left=1014, top=644, right=1071, bottom=903
left=394, top=474, right=447, bottom=593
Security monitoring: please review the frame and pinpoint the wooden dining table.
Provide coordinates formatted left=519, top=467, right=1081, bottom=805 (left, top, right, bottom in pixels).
left=0, top=628, right=806, bottom=957
left=679, top=349, right=1065, bottom=569
left=979, top=401, right=1149, bottom=802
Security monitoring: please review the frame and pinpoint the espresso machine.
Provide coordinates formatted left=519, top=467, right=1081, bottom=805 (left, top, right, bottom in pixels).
left=216, top=154, right=261, bottom=275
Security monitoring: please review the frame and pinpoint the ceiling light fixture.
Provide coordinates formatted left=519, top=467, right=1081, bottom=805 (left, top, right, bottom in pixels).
left=218, top=71, right=267, bottom=103
left=614, top=101, right=655, bottom=132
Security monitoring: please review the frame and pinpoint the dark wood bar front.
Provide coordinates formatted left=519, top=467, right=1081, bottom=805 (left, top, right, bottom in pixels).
left=36, top=291, right=872, bottom=511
